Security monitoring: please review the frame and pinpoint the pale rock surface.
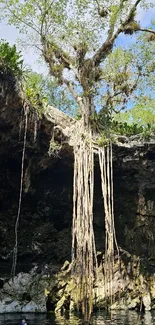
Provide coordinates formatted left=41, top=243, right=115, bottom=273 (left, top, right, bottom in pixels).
left=142, top=293, right=151, bottom=311
left=0, top=269, right=54, bottom=313
left=128, top=297, right=140, bottom=309
left=111, top=298, right=128, bottom=310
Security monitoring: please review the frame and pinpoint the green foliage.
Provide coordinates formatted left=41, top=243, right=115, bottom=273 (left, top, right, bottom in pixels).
left=0, top=40, right=23, bottom=76
left=1, top=0, right=155, bottom=124
left=113, top=100, right=155, bottom=127
left=24, top=71, right=78, bottom=116
left=24, top=71, right=48, bottom=116
left=89, top=111, right=105, bottom=133
left=123, top=21, right=140, bottom=35
left=97, top=133, right=111, bottom=147
left=48, top=139, right=61, bottom=157
left=75, top=110, right=82, bottom=120
left=111, top=120, right=144, bottom=136
left=92, top=107, right=155, bottom=139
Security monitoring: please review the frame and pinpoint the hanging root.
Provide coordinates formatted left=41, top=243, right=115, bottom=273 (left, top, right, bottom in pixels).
left=11, top=104, right=28, bottom=280
left=98, top=142, right=119, bottom=306
left=71, top=133, right=118, bottom=316
left=33, top=109, right=39, bottom=142
left=19, top=106, right=24, bottom=142
left=72, top=136, right=97, bottom=321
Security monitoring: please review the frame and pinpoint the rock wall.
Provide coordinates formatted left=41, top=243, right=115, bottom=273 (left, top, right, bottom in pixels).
left=1, top=73, right=155, bottom=311
left=113, top=143, right=155, bottom=272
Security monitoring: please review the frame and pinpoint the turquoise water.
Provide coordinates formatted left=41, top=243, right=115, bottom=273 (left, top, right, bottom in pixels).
left=0, top=311, right=155, bottom=325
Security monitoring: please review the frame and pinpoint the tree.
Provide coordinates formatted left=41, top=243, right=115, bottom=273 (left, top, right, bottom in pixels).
left=2, top=0, right=155, bottom=125
left=24, top=71, right=78, bottom=116
left=112, top=32, right=155, bottom=127
left=2, top=0, right=155, bottom=320
left=0, top=40, right=23, bottom=76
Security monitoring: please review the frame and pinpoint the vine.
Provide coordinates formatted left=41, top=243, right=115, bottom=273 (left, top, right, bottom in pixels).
left=11, top=103, right=28, bottom=279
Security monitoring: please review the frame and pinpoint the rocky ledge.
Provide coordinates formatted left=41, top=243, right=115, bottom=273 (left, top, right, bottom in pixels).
left=1, top=252, right=155, bottom=314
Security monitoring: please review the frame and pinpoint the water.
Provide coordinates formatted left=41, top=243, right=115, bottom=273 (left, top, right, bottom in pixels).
left=0, top=311, right=155, bottom=325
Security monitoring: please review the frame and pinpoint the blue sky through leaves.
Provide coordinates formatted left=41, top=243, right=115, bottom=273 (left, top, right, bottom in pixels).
left=0, top=4, right=155, bottom=73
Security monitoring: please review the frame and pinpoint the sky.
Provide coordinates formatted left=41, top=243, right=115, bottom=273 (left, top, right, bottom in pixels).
left=0, top=3, right=155, bottom=74
left=0, top=22, right=47, bottom=73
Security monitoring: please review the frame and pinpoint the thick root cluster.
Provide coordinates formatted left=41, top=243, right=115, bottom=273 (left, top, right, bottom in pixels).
left=72, top=137, right=97, bottom=320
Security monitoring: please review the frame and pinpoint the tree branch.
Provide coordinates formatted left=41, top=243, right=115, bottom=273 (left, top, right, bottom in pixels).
left=138, top=28, right=155, bottom=35
left=5, top=2, right=39, bottom=35
left=41, top=38, right=79, bottom=82
left=108, top=0, right=127, bottom=38
left=123, top=0, right=142, bottom=25
left=92, top=0, right=142, bottom=67
left=61, top=77, right=84, bottom=110
left=42, top=44, right=83, bottom=111
left=37, top=0, right=53, bottom=36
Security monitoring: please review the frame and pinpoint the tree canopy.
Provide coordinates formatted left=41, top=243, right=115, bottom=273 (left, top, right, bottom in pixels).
left=1, top=0, right=155, bottom=127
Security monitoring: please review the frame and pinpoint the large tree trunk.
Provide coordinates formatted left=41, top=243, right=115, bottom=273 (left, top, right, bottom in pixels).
left=82, top=96, right=95, bottom=129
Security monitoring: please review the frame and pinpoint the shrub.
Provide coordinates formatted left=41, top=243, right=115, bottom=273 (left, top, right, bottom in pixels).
left=0, top=40, right=23, bottom=76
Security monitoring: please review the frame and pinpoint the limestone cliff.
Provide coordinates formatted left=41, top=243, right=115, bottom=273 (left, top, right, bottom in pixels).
left=0, top=71, right=155, bottom=284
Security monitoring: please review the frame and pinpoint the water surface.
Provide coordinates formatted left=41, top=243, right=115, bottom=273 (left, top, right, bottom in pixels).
left=0, top=311, right=155, bottom=325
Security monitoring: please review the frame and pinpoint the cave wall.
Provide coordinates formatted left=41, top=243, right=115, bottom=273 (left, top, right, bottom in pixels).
left=0, top=74, right=155, bottom=277
left=113, top=144, right=155, bottom=275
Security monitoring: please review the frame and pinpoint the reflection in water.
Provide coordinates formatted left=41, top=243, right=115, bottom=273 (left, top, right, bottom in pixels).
left=55, top=310, right=155, bottom=325
left=143, top=311, right=153, bottom=325
left=0, top=310, right=155, bottom=325
left=55, top=312, right=81, bottom=325
left=92, top=310, right=139, bottom=325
